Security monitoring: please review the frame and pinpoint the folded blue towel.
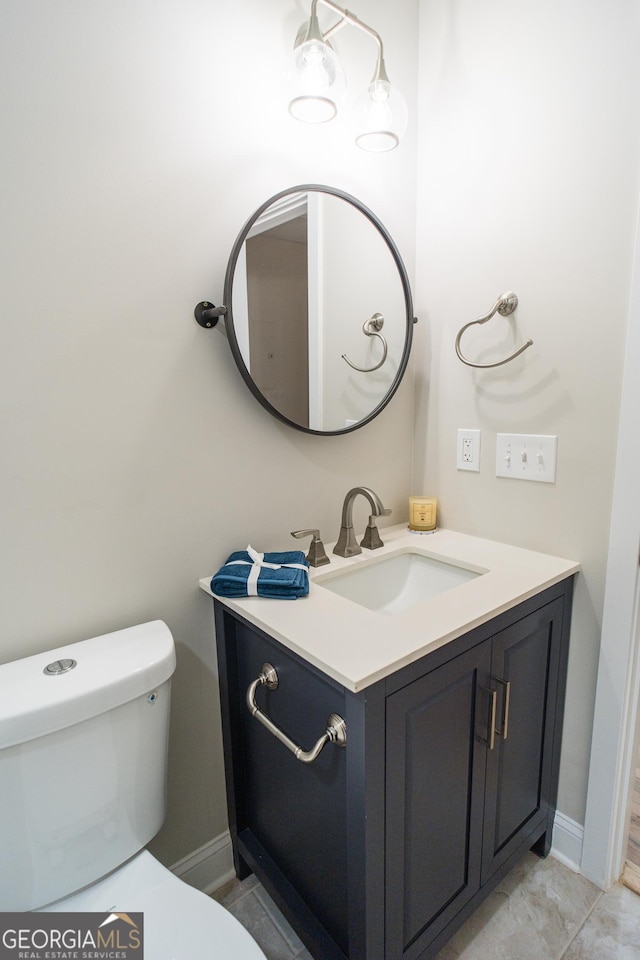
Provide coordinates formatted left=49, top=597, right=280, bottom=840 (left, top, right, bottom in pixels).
left=211, top=545, right=309, bottom=600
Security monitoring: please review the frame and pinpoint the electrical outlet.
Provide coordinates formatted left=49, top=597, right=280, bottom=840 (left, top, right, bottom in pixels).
left=457, top=429, right=481, bottom=472
left=496, top=434, right=558, bottom=483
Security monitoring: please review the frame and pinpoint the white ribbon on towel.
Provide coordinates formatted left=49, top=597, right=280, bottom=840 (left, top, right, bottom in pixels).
left=227, top=544, right=308, bottom=596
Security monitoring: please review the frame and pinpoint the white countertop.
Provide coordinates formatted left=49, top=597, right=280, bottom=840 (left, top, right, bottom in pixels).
left=199, top=525, right=579, bottom=693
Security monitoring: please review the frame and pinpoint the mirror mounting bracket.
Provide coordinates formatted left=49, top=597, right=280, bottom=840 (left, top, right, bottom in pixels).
left=195, top=301, right=227, bottom=329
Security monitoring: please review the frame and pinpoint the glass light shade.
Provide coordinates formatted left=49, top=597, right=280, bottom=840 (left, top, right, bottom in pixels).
left=355, top=79, right=408, bottom=152
left=288, top=37, right=346, bottom=124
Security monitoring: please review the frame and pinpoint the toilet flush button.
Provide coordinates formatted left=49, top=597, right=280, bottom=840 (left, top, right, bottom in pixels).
left=44, top=658, right=77, bottom=675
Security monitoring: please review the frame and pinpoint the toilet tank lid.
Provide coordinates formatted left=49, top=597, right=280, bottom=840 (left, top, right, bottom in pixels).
left=0, top=620, right=176, bottom=750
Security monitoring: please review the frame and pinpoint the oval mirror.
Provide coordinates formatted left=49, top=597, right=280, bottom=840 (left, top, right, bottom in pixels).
left=221, top=184, right=415, bottom=435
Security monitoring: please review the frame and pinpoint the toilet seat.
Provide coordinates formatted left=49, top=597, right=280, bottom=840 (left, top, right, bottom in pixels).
left=43, top=850, right=266, bottom=960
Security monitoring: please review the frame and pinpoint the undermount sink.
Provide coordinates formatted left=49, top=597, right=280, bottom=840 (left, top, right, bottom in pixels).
left=315, top=549, right=486, bottom=615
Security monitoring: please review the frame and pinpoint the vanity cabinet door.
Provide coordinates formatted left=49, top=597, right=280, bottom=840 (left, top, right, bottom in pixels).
left=481, top=598, right=565, bottom=882
left=384, top=640, right=492, bottom=960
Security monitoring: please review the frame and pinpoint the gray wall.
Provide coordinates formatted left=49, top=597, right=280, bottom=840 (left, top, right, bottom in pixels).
left=413, top=0, right=640, bottom=825
left=3, top=0, right=638, bottom=873
left=0, top=0, right=418, bottom=865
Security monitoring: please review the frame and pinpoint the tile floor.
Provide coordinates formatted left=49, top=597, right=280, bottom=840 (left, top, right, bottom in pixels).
left=627, top=749, right=640, bottom=869
left=622, top=743, right=640, bottom=896
left=213, top=852, right=640, bottom=960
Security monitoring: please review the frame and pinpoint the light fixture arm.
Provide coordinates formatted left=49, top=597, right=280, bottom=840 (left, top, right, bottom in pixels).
left=308, top=0, right=386, bottom=83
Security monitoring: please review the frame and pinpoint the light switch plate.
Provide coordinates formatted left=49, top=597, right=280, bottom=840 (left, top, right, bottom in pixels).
left=457, top=429, right=481, bottom=472
left=496, top=434, right=557, bottom=483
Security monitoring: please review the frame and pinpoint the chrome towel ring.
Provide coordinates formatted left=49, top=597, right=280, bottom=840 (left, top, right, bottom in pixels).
left=455, top=292, right=533, bottom=369
left=342, top=313, right=388, bottom=372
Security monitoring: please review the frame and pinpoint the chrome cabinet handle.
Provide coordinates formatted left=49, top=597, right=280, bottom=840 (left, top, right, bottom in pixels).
left=480, top=685, right=498, bottom=751
left=494, top=677, right=511, bottom=740
left=246, top=663, right=347, bottom=764
left=342, top=313, right=388, bottom=373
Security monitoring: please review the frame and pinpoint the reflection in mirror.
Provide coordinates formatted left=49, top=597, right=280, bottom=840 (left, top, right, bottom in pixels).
left=224, top=185, right=414, bottom=435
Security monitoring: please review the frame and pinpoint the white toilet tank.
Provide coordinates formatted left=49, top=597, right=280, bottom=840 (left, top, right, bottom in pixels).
left=0, top=620, right=176, bottom=911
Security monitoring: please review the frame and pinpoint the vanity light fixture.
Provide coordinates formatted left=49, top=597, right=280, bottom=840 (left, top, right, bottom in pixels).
left=287, top=0, right=408, bottom=152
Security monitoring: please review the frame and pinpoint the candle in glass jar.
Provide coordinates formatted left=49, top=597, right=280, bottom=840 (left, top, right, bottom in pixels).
left=409, top=496, right=437, bottom=532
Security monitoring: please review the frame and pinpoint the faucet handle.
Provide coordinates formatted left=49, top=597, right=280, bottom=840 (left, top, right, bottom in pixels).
left=291, top=529, right=330, bottom=567
left=360, top=509, right=392, bottom=551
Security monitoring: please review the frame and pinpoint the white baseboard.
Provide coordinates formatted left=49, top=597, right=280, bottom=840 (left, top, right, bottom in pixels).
left=551, top=811, right=584, bottom=873
left=170, top=830, right=235, bottom=896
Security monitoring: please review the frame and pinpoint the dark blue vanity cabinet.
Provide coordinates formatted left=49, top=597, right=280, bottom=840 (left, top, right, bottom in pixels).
left=213, top=575, right=574, bottom=960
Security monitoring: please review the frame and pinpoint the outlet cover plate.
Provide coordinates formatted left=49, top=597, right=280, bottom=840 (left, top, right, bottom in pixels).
left=496, top=433, right=557, bottom=483
left=457, top=429, right=481, bottom=472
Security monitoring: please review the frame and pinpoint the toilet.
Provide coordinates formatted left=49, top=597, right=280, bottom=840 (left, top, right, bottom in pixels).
left=0, top=620, right=266, bottom=960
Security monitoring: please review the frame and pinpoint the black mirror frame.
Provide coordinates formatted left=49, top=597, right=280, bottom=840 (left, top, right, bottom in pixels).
left=222, top=184, right=416, bottom=436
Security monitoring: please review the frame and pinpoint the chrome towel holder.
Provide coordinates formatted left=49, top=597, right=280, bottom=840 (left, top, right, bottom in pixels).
left=246, top=663, right=347, bottom=764
left=342, top=313, right=388, bottom=372
left=455, top=291, right=533, bottom=369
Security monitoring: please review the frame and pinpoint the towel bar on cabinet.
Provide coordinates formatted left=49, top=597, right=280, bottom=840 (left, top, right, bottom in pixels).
left=246, top=662, right=347, bottom=763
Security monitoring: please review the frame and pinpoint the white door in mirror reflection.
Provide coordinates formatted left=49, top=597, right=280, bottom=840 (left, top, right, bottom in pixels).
left=246, top=220, right=309, bottom=427
left=232, top=190, right=407, bottom=433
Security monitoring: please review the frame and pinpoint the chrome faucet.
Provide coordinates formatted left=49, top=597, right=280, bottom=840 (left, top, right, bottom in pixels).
left=333, top=487, right=392, bottom=558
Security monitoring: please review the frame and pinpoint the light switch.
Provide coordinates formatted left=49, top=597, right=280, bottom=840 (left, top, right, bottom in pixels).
left=496, top=434, right=557, bottom=483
